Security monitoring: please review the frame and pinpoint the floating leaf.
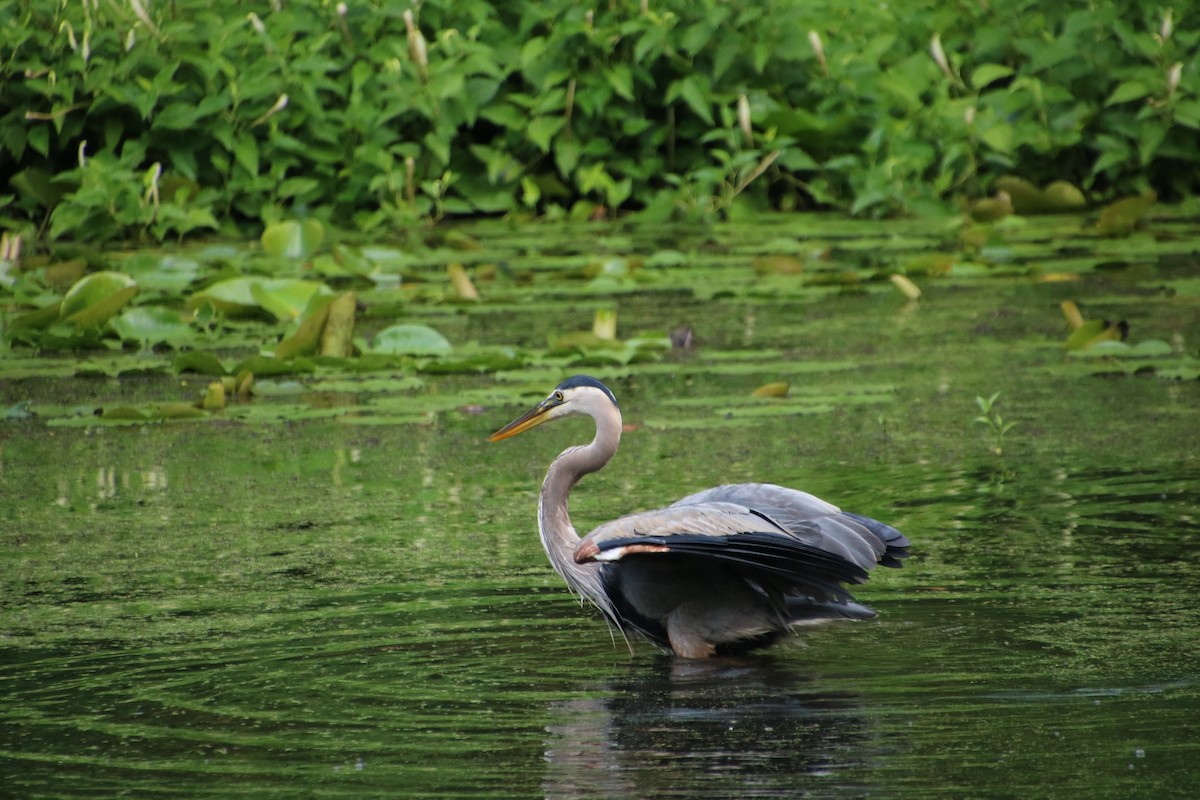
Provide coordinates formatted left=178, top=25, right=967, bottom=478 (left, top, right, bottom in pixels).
left=174, top=351, right=228, bottom=375
left=153, top=402, right=209, bottom=420
left=993, top=176, right=1086, bottom=214
left=319, top=292, right=357, bottom=358
left=63, top=286, right=139, bottom=330
left=189, top=277, right=331, bottom=320
left=1097, top=192, right=1156, bottom=236
left=970, top=192, right=1013, bottom=222
left=370, top=324, right=453, bottom=356
left=753, top=255, right=805, bottom=275
left=1067, top=339, right=1172, bottom=358
left=553, top=331, right=619, bottom=351
left=43, top=258, right=87, bottom=290
left=1065, top=319, right=1129, bottom=350
left=1041, top=181, right=1086, bottom=211
left=752, top=382, right=790, bottom=398
left=58, top=271, right=139, bottom=330
left=202, top=382, right=226, bottom=410
left=8, top=302, right=63, bottom=333
left=233, top=354, right=316, bottom=376
left=109, top=307, right=195, bottom=346
left=261, top=219, right=326, bottom=259
left=4, top=401, right=35, bottom=420
left=100, top=406, right=149, bottom=421
left=447, top=263, right=479, bottom=300
left=992, top=177, right=1041, bottom=214
left=274, top=301, right=332, bottom=360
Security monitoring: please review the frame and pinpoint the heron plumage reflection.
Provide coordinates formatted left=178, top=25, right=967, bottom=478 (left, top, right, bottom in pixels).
left=490, top=375, right=910, bottom=658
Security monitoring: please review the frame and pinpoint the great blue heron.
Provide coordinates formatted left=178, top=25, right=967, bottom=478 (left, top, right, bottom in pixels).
left=490, top=375, right=910, bottom=658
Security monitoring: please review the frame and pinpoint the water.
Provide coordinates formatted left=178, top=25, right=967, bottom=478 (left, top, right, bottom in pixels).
left=3, top=218, right=1200, bottom=798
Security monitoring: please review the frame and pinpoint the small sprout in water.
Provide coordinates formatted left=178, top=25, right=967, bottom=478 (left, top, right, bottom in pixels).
left=890, top=274, right=922, bottom=301
left=592, top=308, right=617, bottom=341
left=974, top=392, right=1016, bottom=455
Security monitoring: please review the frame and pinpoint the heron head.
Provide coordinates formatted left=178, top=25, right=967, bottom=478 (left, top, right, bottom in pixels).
left=489, top=375, right=619, bottom=442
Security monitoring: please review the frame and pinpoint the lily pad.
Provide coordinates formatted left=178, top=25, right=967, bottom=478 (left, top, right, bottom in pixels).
left=369, top=324, right=453, bottom=356
left=261, top=219, right=326, bottom=259
left=109, top=307, right=195, bottom=346
left=1067, top=339, right=1173, bottom=358
left=1065, top=319, right=1129, bottom=350
left=1097, top=192, right=1156, bottom=236
left=59, top=271, right=139, bottom=329
left=174, top=351, right=229, bottom=375
left=189, top=277, right=332, bottom=321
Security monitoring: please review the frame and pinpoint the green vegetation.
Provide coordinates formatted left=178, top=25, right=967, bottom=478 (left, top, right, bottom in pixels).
left=3, top=0, right=1198, bottom=242
left=973, top=391, right=1016, bottom=455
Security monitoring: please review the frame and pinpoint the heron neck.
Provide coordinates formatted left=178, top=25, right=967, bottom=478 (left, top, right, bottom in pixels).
left=537, top=409, right=622, bottom=583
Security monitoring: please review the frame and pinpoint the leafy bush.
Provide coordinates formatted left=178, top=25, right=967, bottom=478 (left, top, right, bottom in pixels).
left=1, top=0, right=1197, bottom=241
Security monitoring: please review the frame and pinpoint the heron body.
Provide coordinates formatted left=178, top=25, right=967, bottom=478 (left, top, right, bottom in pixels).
left=490, top=375, right=909, bottom=659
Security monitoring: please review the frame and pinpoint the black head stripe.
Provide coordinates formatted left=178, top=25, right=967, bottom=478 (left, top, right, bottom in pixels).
left=555, top=375, right=619, bottom=408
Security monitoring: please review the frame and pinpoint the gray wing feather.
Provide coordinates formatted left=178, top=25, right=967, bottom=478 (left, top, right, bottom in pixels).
left=584, top=502, right=790, bottom=545
left=670, top=483, right=909, bottom=572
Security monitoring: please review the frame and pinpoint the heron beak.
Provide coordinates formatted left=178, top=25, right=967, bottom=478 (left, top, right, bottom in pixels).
left=488, top=397, right=557, bottom=442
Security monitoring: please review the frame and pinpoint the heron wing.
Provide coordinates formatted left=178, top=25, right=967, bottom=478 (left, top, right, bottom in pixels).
left=671, top=483, right=910, bottom=570
left=575, top=502, right=869, bottom=605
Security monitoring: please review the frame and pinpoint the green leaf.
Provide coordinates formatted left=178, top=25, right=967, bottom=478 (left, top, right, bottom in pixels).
left=154, top=103, right=200, bottom=130
left=109, top=307, right=195, bottom=346
left=669, top=76, right=714, bottom=125
left=1096, top=192, right=1156, bottom=236
left=11, top=168, right=65, bottom=208
left=174, top=351, right=228, bottom=375
left=234, top=136, right=260, bottom=176
left=528, top=116, right=566, bottom=154
left=972, top=63, right=1015, bottom=90
left=370, top=324, right=452, bottom=356
left=189, top=278, right=331, bottom=320
left=1105, top=80, right=1150, bottom=106
left=261, top=219, right=325, bottom=259
left=59, top=272, right=139, bottom=328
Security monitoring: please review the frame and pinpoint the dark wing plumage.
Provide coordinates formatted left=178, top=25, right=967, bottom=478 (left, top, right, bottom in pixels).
left=590, top=530, right=868, bottom=604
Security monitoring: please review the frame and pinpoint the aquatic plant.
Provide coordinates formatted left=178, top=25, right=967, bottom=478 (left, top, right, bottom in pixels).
left=973, top=392, right=1016, bottom=455
left=2, top=0, right=1197, bottom=241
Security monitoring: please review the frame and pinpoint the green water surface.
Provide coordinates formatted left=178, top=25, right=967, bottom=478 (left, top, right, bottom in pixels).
left=3, top=214, right=1199, bottom=798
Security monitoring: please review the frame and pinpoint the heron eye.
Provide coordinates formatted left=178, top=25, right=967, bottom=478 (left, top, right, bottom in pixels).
left=553, top=391, right=564, bottom=403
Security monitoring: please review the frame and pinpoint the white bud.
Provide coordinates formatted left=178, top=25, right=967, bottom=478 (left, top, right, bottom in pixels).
left=930, top=33, right=953, bottom=81
left=808, top=30, right=828, bottom=76
left=60, top=21, right=77, bottom=52
left=403, top=9, right=428, bottom=75
left=1168, top=62, right=1182, bottom=97
left=737, top=94, right=752, bottom=145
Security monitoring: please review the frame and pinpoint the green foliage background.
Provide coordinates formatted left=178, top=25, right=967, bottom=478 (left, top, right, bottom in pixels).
left=2, top=0, right=1197, bottom=242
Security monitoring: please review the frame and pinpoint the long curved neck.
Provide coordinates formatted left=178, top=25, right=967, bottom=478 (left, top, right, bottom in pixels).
left=537, top=408, right=622, bottom=587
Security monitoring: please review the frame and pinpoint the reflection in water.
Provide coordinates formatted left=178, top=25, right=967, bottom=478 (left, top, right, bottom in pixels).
left=53, top=464, right=170, bottom=507
left=544, top=658, right=873, bottom=800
